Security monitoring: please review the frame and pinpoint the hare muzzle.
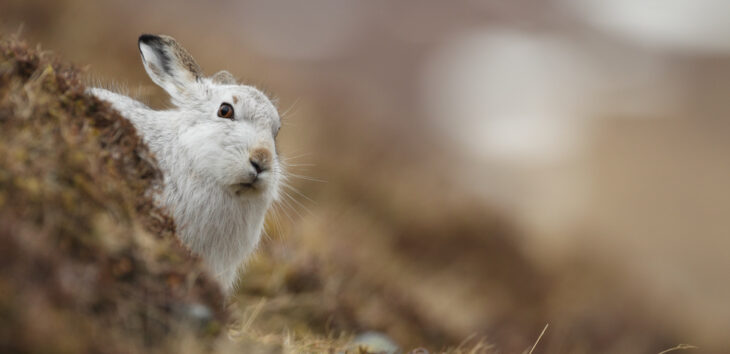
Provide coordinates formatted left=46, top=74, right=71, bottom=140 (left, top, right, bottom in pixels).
left=234, top=146, right=274, bottom=194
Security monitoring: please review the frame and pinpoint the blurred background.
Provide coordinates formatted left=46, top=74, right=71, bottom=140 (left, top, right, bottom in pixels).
left=3, top=0, right=729, bottom=352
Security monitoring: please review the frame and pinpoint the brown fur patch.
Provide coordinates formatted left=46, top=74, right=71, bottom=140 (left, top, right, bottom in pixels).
left=233, top=96, right=239, bottom=104
left=250, top=147, right=273, bottom=170
left=159, top=35, right=202, bottom=79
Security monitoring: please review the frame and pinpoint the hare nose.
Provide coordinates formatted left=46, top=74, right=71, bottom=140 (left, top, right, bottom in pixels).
left=250, top=159, right=264, bottom=174
left=249, top=147, right=272, bottom=174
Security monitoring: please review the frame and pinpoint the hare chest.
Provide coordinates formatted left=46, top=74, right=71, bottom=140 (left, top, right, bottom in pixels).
left=163, top=176, right=267, bottom=292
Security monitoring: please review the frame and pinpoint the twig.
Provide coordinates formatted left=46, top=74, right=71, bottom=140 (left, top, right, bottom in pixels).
left=527, top=324, right=549, bottom=354
left=658, top=344, right=698, bottom=354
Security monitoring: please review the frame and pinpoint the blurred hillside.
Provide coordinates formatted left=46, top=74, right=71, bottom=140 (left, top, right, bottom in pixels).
left=2, top=1, right=730, bottom=353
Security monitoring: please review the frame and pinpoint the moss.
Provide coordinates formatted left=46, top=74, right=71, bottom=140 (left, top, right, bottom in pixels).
left=0, top=34, right=225, bottom=353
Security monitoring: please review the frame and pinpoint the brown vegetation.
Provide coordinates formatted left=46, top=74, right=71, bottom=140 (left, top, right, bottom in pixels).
left=0, top=35, right=224, bottom=353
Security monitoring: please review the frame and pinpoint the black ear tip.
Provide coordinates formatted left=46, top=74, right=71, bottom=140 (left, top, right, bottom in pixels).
left=139, top=34, right=161, bottom=45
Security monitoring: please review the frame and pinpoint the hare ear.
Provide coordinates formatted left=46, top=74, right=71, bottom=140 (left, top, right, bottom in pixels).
left=211, top=70, right=237, bottom=85
left=138, top=34, right=203, bottom=100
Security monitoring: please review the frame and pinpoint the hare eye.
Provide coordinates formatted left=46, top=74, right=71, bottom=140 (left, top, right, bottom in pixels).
left=217, top=103, right=234, bottom=119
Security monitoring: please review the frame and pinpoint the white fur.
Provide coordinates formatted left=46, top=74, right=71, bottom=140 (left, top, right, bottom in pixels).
left=89, top=35, right=281, bottom=295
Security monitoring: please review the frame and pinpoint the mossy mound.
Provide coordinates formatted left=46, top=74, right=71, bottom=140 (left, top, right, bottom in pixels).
left=0, top=35, right=225, bottom=353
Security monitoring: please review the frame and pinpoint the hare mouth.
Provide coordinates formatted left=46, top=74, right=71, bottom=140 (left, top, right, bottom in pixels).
left=233, top=182, right=262, bottom=195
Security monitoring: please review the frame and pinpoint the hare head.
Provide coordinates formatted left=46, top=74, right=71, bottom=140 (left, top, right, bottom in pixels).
left=138, top=34, right=282, bottom=201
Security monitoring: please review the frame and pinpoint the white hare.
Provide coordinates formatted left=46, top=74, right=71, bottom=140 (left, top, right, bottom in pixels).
left=89, top=34, right=282, bottom=295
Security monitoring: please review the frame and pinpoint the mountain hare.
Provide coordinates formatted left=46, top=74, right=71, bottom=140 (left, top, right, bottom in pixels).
left=89, top=34, right=282, bottom=294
